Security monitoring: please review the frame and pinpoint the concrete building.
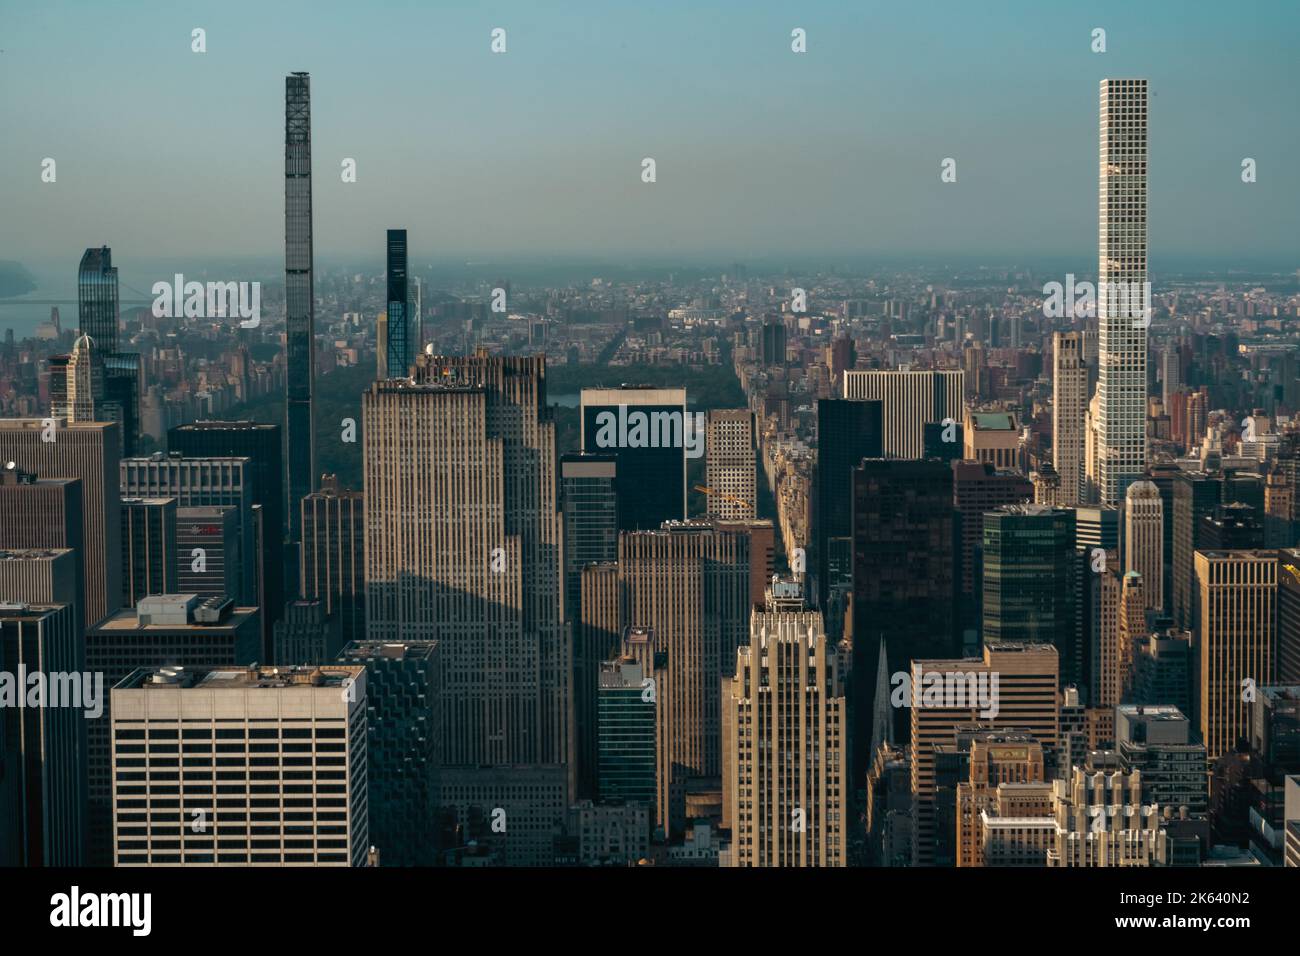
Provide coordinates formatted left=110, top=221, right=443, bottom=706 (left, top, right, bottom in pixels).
left=110, top=663, right=367, bottom=866
left=119, top=497, right=177, bottom=609
left=364, top=353, right=567, bottom=771
left=842, top=368, right=964, bottom=460
left=300, top=475, right=365, bottom=650
left=1046, top=768, right=1166, bottom=867
left=963, top=410, right=1020, bottom=471
left=0, top=419, right=121, bottom=626
left=85, top=593, right=259, bottom=865
left=1052, top=331, right=1089, bottom=505
left=704, top=409, right=756, bottom=519
left=1124, top=480, right=1164, bottom=614
left=724, top=609, right=846, bottom=867
left=909, top=643, right=1059, bottom=867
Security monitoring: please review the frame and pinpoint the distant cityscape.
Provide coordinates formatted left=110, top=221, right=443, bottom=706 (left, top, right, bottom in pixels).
left=0, top=20, right=1297, bottom=912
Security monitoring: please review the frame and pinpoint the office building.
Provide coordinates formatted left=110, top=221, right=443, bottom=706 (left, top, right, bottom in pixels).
left=438, top=765, right=567, bottom=867
left=963, top=410, right=1020, bottom=471
left=337, top=640, right=441, bottom=867
left=364, top=352, right=567, bottom=769
left=1200, top=502, right=1264, bottom=551
left=0, top=419, right=121, bottom=626
left=842, top=368, right=964, bottom=460
left=1195, top=550, right=1277, bottom=758
left=816, top=398, right=883, bottom=606
left=0, top=549, right=79, bottom=617
left=169, top=421, right=285, bottom=637
left=580, top=386, right=688, bottom=532
left=1052, top=331, right=1089, bottom=505
left=1130, top=629, right=1193, bottom=714
left=617, top=521, right=752, bottom=836
left=909, top=643, right=1059, bottom=867
left=1116, top=705, right=1208, bottom=813
left=982, top=505, right=1077, bottom=682
left=1125, top=480, right=1164, bottom=614
left=1046, top=768, right=1166, bottom=867
left=176, top=505, right=240, bottom=601
left=851, top=458, right=956, bottom=773
left=300, top=475, right=365, bottom=650
left=951, top=461, right=1032, bottom=617
left=1173, top=472, right=1222, bottom=630
left=119, top=497, right=177, bottom=608
left=120, top=454, right=256, bottom=608
left=567, top=801, right=649, bottom=866
left=0, top=602, right=86, bottom=866
left=85, top=593, right=259, bottom=865
left=954, top=731, right=1047, bottom=867
left=1095, top=78, right=1150, bottom=505
left=73, top=247, right=141, bottom=456
left=0, top=466, right=86, bottom=634
left=724, top=609, right=847, bottom=867
left=704, top=409, right=755, bottom=519
left=110, top=663, right=367, bottom=866
left=1278, top=552, right=1300, bottom=684
left=273, top=599, right=341, bottom=664
left=597, top=657, right=656, bottom=809
left=560, top=453, right=618, bottom=624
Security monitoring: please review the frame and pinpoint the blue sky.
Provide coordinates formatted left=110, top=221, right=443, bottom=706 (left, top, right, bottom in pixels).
left=1, top=0, right=1297, bottom=268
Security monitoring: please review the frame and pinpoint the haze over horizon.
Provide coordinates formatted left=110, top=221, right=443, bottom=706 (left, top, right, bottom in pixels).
left=3, top=0, right=1297, bottom=267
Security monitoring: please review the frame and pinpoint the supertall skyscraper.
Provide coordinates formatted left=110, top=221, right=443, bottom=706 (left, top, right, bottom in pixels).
left=385, top=229, right=409, bottom=376
left=1095, top=78, right=1150, bottom=506
left=284, top=72, right=316, bottom=544
left=363, top=351, right=567, bottom=770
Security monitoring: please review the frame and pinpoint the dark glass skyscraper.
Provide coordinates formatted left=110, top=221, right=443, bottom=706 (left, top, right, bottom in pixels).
left=816, top=398, right=883, bottom=607
left=385, top=229, right=409, bottom=376
left=850, top=458, right=956, bottom=780
left=982, top=504, right=1078, bottom=683
left=77, top=246, right=118, bottom=351
left=74, top=247, right=141, bottom=455
left=284, top=72, right=316, bottom=545
left=560, top=452, right=618, bottom=623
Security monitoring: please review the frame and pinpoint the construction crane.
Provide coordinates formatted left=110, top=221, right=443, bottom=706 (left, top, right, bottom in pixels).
left=693, top=484, right=752, bottom=513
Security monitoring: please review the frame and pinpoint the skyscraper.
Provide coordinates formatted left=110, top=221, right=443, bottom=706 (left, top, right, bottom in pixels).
left=284, top=72, right=316, bottom=545
left=119, top=497, right=177, bottom=608
left=300, top=475, right=366, bottom=650
left=1195, top=550, right=1277, bottom=759
left=0, top=467, right=85, bottom=635
left=909, top=643, right=1059, bottom=867
left=1052, top=331, right=1089, bottom=506
left=851, top=458, right=957, bottom=777
left=120, top=454, right=257, bottom=609
left=982, top=505, right=1078, bottom=682
left=74, top=247, right=141, bottom=457
left=1095, top=78, right=1150, bottom=505
left=0, top=419, right=121, bottom=626
left=0, top=602, right=86, bottom=866
left=842, top=368, right=964, bottom=459
left=110, top=663, right=367, bottom=866
left=168, top=420, right=285, bottom=633
left=363, top=352, right=567, bottom=770
left=85, top=593, right=260, bottom=866
left=560, top=452, right=618, bottom=624
left=580, top=386, right=688, bottom=531
left=337, top=639, right=440, bottom=867
left=597, top=656, right=656, bottom=809
left=724, top=608, right=847, bottom=867
left=1125, top=480, right=1165, bottom=614
left=704, top=409, right=755, bottom=519
left=815, top=398, right=883, bottom=607
left=617, top=521, right=752, bottom=836
left=385, top=229, right=409, bottom=376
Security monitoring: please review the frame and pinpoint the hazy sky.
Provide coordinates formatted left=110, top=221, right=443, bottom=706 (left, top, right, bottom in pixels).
left=2, top=0, right=1298, bottom=270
